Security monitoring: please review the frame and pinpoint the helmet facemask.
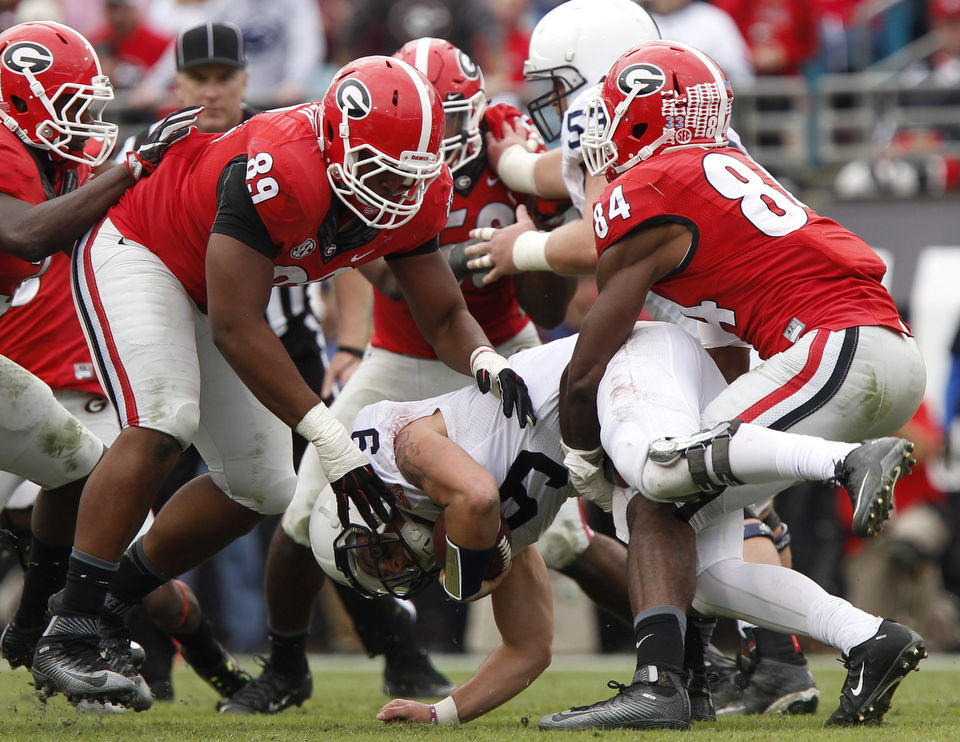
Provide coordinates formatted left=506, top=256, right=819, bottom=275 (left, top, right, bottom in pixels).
left=31, top=71, right=117, bottom=166
left=329, top=508, right=438, bottom=599
left=441, top=88, right=486, bottom=172
left=327, top=141, right=441, bottom=229
left=524, top=63, right=586, bottom=142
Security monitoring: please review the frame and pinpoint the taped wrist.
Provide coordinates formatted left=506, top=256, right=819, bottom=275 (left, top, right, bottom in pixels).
left=430, top=695, right=460, bottom=724
left=441, top=537, right=493, bottom=601
left=496, top=143, right=541, bottom=196
left=512, top=230, right=551, bottom=272
left=295, top=402, right=367, bottom=481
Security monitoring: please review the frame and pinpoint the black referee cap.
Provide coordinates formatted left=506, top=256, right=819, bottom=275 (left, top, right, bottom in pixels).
left=176, top=21, right=246, bottom=71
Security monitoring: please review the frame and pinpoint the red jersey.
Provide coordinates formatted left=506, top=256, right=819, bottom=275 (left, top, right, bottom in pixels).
left=0, top=129, right=86, bottom=319
left=108, top=103, right=452, bottom=309
left=370, top=109, right=536, bottom=358
left=0, top=254, right=101, bottom=392
left=593, top=147, right=904, bottom=359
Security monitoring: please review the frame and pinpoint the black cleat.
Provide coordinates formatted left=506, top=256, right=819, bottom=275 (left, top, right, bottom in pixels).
left=686, top=670, right=716, bottom=722
left=837, top=438, right=915, bottom=538
left=382, top=646, right=453, bottom=698
left=1, top=617, right=46, bottom=670
left=98, top=622, right=153, bottom=711
left=825, top=619, right=926, bottom=726
left=218, top=657, right=312, bottom=715
left=183, top=644, right=252, bottom=699
left=538, top=666, right=691, bottom=730
left=31, top=615, right=146, bottom=710
left=715, top=657, right=819, bottom=715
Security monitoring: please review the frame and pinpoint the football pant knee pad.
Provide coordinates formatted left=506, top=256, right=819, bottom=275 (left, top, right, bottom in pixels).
left=647, top=419, right=744, bottom=495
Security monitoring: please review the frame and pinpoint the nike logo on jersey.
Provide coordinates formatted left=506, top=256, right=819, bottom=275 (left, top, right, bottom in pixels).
left=350, top=250, right=375, bottom=263
left=850, top=664, right=865, bottom=696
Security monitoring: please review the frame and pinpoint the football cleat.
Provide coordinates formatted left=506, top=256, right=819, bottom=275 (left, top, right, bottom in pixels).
left=1, top=617, right=46, bottom=670
left=538, top=666, right=691, bottom=730
left=98, top=623, right=153, bottom=711
left=31, top=614, right=146, bottom=709
left=183, top=643, right=252, bottom=699
left=217, top=657, right=312, bottom=715
left=686, top=670, right=716, bottom=722
left=382, top=646, right=453, bottom=698
left=836, top=437, right=915, bottom=538
left=825, top=619, right=926, bottom=726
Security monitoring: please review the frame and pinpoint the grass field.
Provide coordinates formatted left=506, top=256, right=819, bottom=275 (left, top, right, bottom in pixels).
left=1, top=653, right=959, bottom=741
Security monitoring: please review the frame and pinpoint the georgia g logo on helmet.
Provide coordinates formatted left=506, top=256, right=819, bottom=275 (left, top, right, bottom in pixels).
left=2, top=41, right=54, bottom=75
left=617, top=63, right=666, bottom=97
left=336, top=78, right=372, bottom=119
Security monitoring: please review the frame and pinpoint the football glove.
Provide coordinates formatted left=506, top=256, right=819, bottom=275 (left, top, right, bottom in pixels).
left=470, top=346, right=536, bottom=428
left=125, top=105, right=203, bottom=181
left=561, top=442, right=614, bottom=511
left=330, top=463, right=396, bottom=531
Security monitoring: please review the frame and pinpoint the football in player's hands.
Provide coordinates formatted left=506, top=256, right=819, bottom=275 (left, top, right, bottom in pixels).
left=432, top=510, right=512, bottom=579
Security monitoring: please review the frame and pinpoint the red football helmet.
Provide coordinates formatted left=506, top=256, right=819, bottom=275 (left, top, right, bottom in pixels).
left=0, top=21, right=117, bottom=166
left=393, top=37, right=487, bottom=173
left=319, top=55, right=445, bottom=229
left=580, top=41, right=733, bottom=181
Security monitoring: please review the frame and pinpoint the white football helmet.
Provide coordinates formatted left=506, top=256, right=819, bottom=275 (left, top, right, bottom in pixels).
left=524, top=0, right=661, bottom=141
left=310, top=485, right=438, bottom=599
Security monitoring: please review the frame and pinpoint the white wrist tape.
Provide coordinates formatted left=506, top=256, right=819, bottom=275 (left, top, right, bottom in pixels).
left=430, top=695, right=459, bottom=724
left=511, top=230, right=551, bottom=272
left=295, top=402, right=367, bottom=481
left=496, top=143, right=540, bottom=196
left=470, top=346, right=511, bottom=398
left=561, top=442, right=614, bottom=512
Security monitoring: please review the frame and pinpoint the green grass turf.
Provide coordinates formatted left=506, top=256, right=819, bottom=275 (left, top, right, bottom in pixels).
left=1, top=653, right=959, bottom=741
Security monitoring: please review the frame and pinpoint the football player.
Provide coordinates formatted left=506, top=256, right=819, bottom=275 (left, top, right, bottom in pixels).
left=0, top=20, right=195, bottom=710
left=34, top=54, right=536, bottom=709
left=308, top=323, right=920, bottom=727
left=222, top=37, right=635, bottom=716
left=466, top=0, right=824, bottom=716
left=547, top=40, right=926, bottom=729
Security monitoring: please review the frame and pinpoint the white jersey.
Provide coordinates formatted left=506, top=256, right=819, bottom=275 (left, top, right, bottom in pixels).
left=350, top=336, right=580, bottom=554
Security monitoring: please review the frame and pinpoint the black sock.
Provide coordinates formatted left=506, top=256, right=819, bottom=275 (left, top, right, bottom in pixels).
left=105, top=538, right=170, bottom=623
left=752, top=627, right=805, bottom=665
left=633, top=607, right=686, bottom=675
left=268, top=629, right=309, bottom=677
left=683, top=610, right=717, bottom=676
left=61, top=549, right=118, bottom=618
left=15, top=539, right=72, bottom=626
left=173, top=615, right=223, bottom=668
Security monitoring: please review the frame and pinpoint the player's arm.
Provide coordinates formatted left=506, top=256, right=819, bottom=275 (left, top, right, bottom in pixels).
left=561, top=223, right=692, bottom=449
left=706, top=346, right=751, bottom=384
left=321, top=268, right=373, bottom=399
left=393, top=413, right=500, bottom=551
left=0, top=167, right=136, bottom=261
left=207, top=234, right=321, bottom=426
left=386, top=248, right=488, bottom=376
left=513, top=269, right=576, bottom=329
left=464, top=170, right=607, bottom=280
left=484, top=116, right=568, bottom=200
left=377, top=544, right=552, bottom=725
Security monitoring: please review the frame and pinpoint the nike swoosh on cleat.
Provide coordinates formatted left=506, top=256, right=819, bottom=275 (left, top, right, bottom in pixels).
left=850, top=665, right=865, bottom=696
left=62, top=669, right=109, bottom=688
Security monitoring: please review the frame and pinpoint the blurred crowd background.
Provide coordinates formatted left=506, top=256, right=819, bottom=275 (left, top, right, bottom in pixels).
left=0, top=0, right=959, bottom=659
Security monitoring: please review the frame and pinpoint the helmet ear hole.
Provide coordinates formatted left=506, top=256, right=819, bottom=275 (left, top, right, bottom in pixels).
left=632, top=123, right=647, bottom=140
left=10, top=95, right=27, bottom=114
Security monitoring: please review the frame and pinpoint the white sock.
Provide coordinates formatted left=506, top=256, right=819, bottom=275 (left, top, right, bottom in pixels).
left=807, top=594, right=883, bottom=655
left=720, top=423, right=859, bottom=485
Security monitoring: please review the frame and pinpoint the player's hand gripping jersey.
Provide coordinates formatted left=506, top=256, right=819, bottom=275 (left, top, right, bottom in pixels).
left=350, top=336, right=580, bottom=551
left=592, top=147, right=905, bottom=358
left=107, top=103, right=452, bottom=308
